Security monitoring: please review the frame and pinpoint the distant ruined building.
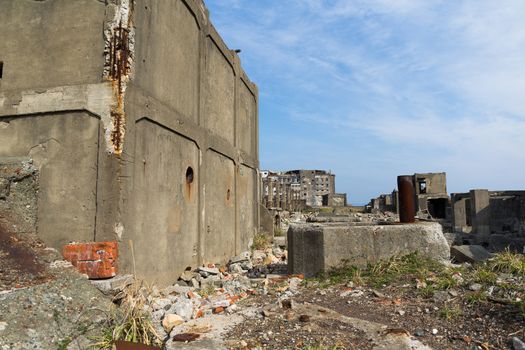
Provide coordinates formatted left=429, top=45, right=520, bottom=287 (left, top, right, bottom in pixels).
left=0, top=0, right=259, bottom=285
left=261, top=169, right=347, bottom=211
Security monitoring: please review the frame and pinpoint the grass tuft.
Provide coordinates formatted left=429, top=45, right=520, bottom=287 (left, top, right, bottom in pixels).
left=91, top=281, right=163, bottom=349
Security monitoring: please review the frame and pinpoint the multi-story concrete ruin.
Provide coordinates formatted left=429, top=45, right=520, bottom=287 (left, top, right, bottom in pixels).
left=261, top=169, right=347, bottom=210
left=0, top=0, right=259, bottom=285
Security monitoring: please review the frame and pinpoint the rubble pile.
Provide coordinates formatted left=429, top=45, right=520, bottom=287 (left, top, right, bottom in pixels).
left=137, top=246, right=295, bottom=342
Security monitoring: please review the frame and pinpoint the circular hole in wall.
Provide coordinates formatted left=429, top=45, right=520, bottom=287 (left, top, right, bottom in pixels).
left=186, top=167, right=194, bottom=184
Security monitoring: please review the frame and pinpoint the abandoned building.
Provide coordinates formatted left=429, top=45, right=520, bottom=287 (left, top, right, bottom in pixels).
left=368, top=172, right=449, bottom=220
left=451, top=190, right=525, bottom=251
left=0, top=0, right=259, bottom=285
left=261, top=169, right=347, bottom=210
left=369, top=191, right=398, bottom=213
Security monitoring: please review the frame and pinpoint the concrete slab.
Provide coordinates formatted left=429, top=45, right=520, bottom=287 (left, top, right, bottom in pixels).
left=450, top=245, right=492, bottom=263
left=288, top=222, right=450, bottom=277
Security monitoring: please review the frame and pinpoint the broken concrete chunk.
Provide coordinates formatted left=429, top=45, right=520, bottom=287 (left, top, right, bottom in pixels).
left=162, top=314, right=184, bottom=332
left=451, top=245, right=492, bottom=263
left=90, top=274, right=133, bottom=295
left=197, top=266, right=220, bottom=276
left=230, top=251, right=251, bottom=264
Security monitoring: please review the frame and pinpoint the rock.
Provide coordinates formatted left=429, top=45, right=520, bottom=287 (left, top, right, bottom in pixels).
left=200, top=275, right=222, bottom=288
left=252, top=250, right=267, bottom=264
left=432, top=328, right=438, bottom=335
left=448, top=290, right=459, bottom=297
left=469, top=283, right=482, bottom=291
left=0, top=322, right=7, bottom=332
left=162, top=314, right=184, bottom=332
left=273, top=236, right=287, bottom=248
left=451, top=245, right=492, bottom=263
left=165, top=285, right=194, bottom=295
left=229, top=263, right=245, bottom=274
left=230, top=251, right=251, bottom=264
left=226, top=304, right=239, bottom=314
left=398, top=310, right=406, bottom=316
left=288, top=277, right=302, bottom=293
left=414, top=329, right=425, bottom=337
left=198, top=266, right=220, bottom=275
left=171, top=298, right=195, bottom=321
left=372, top=290, right=385, bottom=298
left=90, top=274, right=134, bottom=296
left=240, top=260, right=254, bottom=270
left=280, top=299, right=295, bottom=309
left=512, top=337, right=525, bottom=350
left=263, top=253, right=279, bottom=265
left=152, top=298, right=172, bottom=311
left=190, top=278, right=200, bottom=288
left=433, top=291, right=449, bottom=303
left=180, top=270, right=198, bottom=283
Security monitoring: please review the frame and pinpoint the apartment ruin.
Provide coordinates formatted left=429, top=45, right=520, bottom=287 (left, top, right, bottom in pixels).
left=0, top=0, right=259, bottom=285
left=261, top=169, right=347, bottom=211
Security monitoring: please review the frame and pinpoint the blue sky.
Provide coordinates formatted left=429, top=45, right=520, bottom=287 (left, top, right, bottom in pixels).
left=206, top=1, right=525, bottom=204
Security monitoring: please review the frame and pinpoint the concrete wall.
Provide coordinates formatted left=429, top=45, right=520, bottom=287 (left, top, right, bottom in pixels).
left=0, top=0, right=259, bottom=285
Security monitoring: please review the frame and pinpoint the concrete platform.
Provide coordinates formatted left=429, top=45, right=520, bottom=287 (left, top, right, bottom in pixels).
left=288, top=222, right=450, bottom=277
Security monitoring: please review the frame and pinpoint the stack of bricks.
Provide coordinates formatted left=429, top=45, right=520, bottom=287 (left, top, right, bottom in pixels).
left=63, top=242, right=118, bottom=279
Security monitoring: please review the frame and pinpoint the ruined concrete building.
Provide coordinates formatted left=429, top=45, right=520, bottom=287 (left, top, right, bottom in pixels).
left=261, top=169, right=347, bottom=210
left=0, top=0, right=259, bottom=285
left=451, top=190, right=525, bottom=251
left=368, top=172, right=449, bottom=219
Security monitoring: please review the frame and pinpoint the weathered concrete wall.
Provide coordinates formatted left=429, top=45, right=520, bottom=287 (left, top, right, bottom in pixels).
left=0, top=0, right=106, bottom=92
left=0, top=0, right=259, bottom=285
left=0, top=113, right=99, bottom=249
left=288, top=222, right=450, bottom=277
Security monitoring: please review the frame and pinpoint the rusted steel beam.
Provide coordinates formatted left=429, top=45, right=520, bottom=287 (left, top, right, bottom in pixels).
left=397, top=175, right=416, bottom=223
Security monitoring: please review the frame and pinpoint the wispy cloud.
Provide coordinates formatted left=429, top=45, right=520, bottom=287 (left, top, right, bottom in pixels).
left=207, top=0, right=525, bottom=203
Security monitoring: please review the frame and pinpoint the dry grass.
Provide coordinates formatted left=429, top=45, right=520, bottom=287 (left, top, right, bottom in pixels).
left=91, top=281, right=163, bottom=349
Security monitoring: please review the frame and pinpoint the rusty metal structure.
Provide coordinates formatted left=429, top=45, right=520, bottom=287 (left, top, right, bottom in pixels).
left=397, top=175, right=416, bottom=223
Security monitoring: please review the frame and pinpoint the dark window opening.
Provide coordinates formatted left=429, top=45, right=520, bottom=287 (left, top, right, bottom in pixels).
left=427, top=198, right=447, bottom=219
left=226, top=189, right=231, bottom=201
left=465, top=198, right=472, bottom=226
left=0, top=62, right=3, bottom=79
left=185, top=166, right=194, bottom=184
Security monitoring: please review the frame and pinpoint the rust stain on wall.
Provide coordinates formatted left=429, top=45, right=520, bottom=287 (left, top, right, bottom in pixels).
left=105, top=1, right=135, bottom=155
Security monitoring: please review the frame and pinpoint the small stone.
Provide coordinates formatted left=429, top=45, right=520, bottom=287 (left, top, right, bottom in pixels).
left=240, top=340, right=248, bottom=347
left=162, top=314, right=184, bottom=332
left=0, top=322, right=7, bottom=332
left=414, top=329, right=425, bottom=337
left=398, top=310, right=406, bottom=316
left=152, top=298, right=172, bottom=311
left=180, top=270, right=197, bottom=282
left=469, top=283, right=482, bottom=291
left=512, top=336, right=525, bottom=350
left=198, top=266, right=220, bottom=275
left=448, top=290, right=459, bottom=297
left=432, top=328, right=438, bottom=335
left=372, top=290, right=385, bottom=298
left=299, top=314, right=310, bottom=322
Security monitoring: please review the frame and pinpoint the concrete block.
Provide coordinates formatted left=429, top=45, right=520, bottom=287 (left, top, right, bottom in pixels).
left=450, top=245, right=492, bottom=263
left=91, top=274, right=133, bottom=295
left=288, top=222, right=450, bottom=277
left=273, top=236, right=287, bottom=248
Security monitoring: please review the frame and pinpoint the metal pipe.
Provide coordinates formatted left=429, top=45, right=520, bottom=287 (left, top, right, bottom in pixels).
left=397, top=175, right=416, bottom=223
